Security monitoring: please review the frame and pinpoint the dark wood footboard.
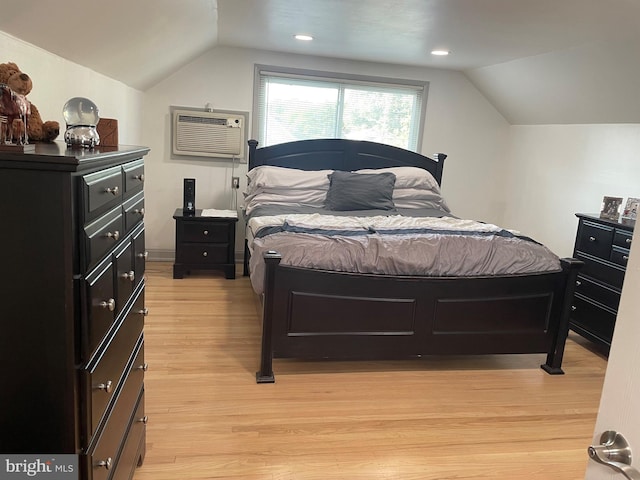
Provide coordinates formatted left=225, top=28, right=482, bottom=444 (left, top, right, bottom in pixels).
left=256, top=252, right=582, bottom=383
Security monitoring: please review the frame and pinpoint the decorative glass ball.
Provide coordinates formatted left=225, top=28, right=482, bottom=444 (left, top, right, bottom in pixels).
left=62, top=97, right=100, bottom=126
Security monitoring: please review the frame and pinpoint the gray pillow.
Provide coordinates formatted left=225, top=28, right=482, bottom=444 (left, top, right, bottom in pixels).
left=325, top=171, right=396, bottom=211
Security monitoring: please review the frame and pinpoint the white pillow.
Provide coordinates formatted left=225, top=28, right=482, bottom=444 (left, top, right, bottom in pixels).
left=246, top=166, right=333, bottom=195
left=243, top=187, right=328, bottom=215
left=392, top=188, right=451, bottom=212
left=354, top=167, right=439, bottom=191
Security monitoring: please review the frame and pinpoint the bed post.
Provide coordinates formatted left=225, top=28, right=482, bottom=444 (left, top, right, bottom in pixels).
left=540, top=257, right=583, bottom=374
left=256, top=250, right=281, bottom=383
left=435, top=153, right=446, bottom=186
left=248, top=139, right=258, bottom=168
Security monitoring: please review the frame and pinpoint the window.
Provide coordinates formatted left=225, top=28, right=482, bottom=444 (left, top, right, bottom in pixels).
left=253, top=65, right=428, bottom=151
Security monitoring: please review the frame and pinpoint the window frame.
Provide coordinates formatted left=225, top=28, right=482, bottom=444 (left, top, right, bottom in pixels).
left=252, top=64, right=429, bottom=152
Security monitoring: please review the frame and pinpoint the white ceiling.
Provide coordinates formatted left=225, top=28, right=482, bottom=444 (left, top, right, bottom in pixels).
left=3, top=0, right=640, bottom=124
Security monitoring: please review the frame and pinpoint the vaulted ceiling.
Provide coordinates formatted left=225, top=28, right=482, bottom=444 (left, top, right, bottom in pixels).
left=3, top=0, right=640, bottom=124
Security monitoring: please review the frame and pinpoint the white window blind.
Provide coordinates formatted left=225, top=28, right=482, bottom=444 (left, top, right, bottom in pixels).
left=254, top=66, right=427, bottom=151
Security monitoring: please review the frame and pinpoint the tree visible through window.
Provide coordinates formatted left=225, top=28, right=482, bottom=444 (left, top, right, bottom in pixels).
left=254, top=66, right=428, bottom=151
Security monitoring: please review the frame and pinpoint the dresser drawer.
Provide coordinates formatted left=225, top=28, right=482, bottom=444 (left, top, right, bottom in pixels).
left=122, top=160, right=145, bottom=195
left=87, top=338, right=145, bottom=480
left=179, top=244, right=229, bottom=264
left=577, top=221, right=614, bottom=259
left=182, top=222, right=230, bottom=243
left=610, top=246, right=631, bottom=267
left=575, top=275, right=621, bottom=311
left=123, top=191, right=145, bottom=233
left=87, top=290, right=144, bottom=437
left=85, top=259, right=116, bottom=359
left=111, top=390, right=146, bottom=480
left=570, top=295, right=616, bottom=345
left=114, top=240, right=135, bottom=318
left=133, top=224, right=146, bottom=290
left=84, top=206, right=124, bottom=270
left=575, top=252, right=626, bottom=289
left=613, top=229, right=633, bottom=249
left=82, top=165, right=124, bottom=220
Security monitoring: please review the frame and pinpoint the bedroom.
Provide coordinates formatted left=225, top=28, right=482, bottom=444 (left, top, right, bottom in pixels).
left=1, top=0, right=639, bottom=479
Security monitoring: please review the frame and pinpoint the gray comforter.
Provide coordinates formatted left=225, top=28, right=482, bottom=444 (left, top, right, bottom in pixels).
left=246, top=207, right=561, bottom=295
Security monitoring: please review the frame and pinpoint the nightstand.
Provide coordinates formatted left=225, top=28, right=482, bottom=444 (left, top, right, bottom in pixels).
left=173, top=209, right=238, bottom=279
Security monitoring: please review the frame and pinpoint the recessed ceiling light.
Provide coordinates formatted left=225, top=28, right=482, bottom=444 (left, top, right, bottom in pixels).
left=294, top=34, right=313, bottom=41
left=431, top=50, right=450, bottom=56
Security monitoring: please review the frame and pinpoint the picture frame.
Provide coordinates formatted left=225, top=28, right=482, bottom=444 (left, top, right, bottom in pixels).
left=622, top=197, right=640, bottom=221
left=600, top=196, right=623, bottom=221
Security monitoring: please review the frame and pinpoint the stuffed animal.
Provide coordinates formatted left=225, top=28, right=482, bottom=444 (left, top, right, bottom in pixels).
left=0, top=62, right=60, bottom=143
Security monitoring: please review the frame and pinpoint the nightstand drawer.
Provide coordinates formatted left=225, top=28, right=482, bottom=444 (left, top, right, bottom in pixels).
left=577, top=221, right=614, bottom=259
left=179, top=244, right=229, bottom=264
left=575, top=275, right=620, bottom=311
left=182, top=222, right=229, bottom=243
left=570, top=295, right=615, bottom=345
left=575, top=252, right=626, bottom=289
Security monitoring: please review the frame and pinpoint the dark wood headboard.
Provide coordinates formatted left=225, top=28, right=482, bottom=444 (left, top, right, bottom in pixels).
left=247, top=139, right=447, bottom=186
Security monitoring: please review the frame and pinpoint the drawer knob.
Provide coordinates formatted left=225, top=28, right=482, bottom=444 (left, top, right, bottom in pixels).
left=137, top=415, right=149, bottom=425
left=588, top=236, right=596, bottom=242
left=137, top=251, right=149, bottom=260
left=203, top=251, right=208, bottom=257
left=623, top=255, right=629, bottom=261
left=96, top=380, right=113, bottom=393
left=203, top=230, right=209, bottom=236
left=121, top=270, right=135, bottom=282
left=134, top=174, right=145, bottom=182
left=138, top=308, right=149, bottom=316
left=105, top=230, right=120, bottom=241
left=105, top=186, right=119, bottom=195
left=137, top=363, right=149, bottom=372
left=626, top=238, right=632, bottom=244
left=99, top=298, right=116, bottom=311
left=575, top=280, right=581, bottom=287
left=133, top=208, right=145, bottom=216
left=96, top=458, right=112, bottom=470
left=571, top=305, right=577, bottom=311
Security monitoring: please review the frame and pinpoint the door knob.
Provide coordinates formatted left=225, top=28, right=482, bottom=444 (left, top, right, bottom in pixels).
left=588, top=431, right=640, bottom=480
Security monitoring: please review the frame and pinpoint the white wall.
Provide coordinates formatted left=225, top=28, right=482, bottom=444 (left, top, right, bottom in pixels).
left=502, top=125, right=640, bottom=257
left=142, top=46, right=510, bottom=257
left=1, top=31, right=144, bottom=144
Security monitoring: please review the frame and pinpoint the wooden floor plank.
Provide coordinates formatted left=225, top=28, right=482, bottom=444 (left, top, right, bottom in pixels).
left=134, top=262, right=607, bottom=480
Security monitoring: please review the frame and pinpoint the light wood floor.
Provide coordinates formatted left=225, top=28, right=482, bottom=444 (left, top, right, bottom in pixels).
left=135, top=262, right=608, bottom=480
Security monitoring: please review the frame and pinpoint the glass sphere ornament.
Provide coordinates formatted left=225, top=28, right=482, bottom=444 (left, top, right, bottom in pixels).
left=63, top=97, right=101, bottom=148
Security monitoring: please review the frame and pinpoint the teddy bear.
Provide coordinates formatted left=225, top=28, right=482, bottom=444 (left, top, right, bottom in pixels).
left=0, top=62, right=60, bottom=143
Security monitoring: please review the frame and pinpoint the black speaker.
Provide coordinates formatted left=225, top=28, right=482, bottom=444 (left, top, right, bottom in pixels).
left=183, top=178, right=196, bottom=215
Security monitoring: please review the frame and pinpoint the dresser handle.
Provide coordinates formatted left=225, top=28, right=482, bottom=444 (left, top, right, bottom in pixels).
left=137, top=363, right=149, bottom=372
left=96, top=458, right=112, bottom=470
left=96, top=380, right=113, bottom=393
left=576, top=280, right=581, bottom=287
left=99, top=298, right=116, bottom=311
left=588, top=236, right=596, bottom=242
left=203, top=251, right=208, bottom=257
left=623, top=255, right=629, bottom=261
left=121, top=270, right=135, bottom=282
left=571, top=305, right=577, bottom=311
left=105, top=186, right=119, bottom=195
left=137, top=415, right=149, bottom=424
left=203, top=230, right=209, bottom=236
left=134, top=174, right=145, bottom=182
left=133, top=208, right=145, bottom=216
left=137, top=251, right=148, bottom=260
left=626, top=238, right=632, bottom=244
left=138, top=308, right=149, bottom=316
left=105, top=230, right=120, bottom=241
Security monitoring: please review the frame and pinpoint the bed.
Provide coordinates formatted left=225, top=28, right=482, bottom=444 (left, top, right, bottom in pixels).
left=243, top=138, right=582, bottom=383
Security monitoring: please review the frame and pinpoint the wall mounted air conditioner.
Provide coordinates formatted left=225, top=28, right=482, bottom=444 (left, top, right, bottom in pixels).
left=172, top=109, right=245, bottom=159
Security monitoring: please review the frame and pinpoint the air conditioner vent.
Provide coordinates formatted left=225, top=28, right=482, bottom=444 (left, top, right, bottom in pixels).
left=172, top=109, right=245, bottom=159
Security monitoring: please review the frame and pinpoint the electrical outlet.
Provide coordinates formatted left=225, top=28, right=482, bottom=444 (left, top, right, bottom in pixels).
left=232, top=176, right=240, bottom=189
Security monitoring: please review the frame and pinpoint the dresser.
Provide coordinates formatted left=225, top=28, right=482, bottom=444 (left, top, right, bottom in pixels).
left=570, top=213, right=634, bottom=351
left=173, top=209, right=238, bottom=279
left=0, top=143, right=150, bottom=480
